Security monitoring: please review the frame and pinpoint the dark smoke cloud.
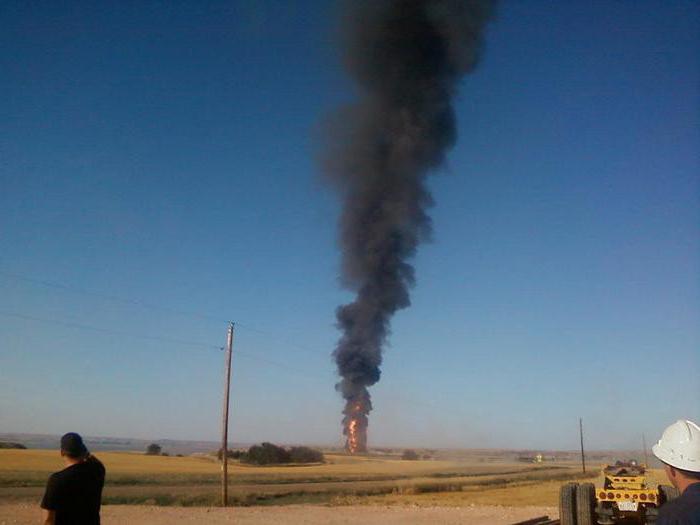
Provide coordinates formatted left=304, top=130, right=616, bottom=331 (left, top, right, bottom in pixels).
left=322, top=0, right=495, bottom=450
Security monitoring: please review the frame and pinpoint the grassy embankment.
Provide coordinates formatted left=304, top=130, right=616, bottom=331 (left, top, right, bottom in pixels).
left=0, top=449, right=602, bottom=507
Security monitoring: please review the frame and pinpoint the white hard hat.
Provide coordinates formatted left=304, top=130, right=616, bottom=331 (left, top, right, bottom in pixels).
left=652, top=419, right=700, bottom=472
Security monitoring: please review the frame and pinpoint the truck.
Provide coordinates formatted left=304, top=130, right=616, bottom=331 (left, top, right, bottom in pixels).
left=559, top=461, right=679, bottom=525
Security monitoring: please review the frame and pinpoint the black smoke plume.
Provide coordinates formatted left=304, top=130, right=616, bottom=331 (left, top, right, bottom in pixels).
left=322, top=0, right=495, bottom=452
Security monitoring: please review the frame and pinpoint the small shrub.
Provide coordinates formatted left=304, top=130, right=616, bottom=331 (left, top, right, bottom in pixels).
left=244, top=442, right=290, bottom=465
left=145, top=443, right=162, bottom=456
left=402, top=449, right=419, bottom=460
left=222, top=443, right=326, bottom=466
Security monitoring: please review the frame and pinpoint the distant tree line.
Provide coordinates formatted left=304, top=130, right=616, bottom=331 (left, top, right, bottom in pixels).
left=0, top=442, right=27, bottom=449
left=400, top=449, right=433, bottom=460
left=218, top=442, right=324, bottom=465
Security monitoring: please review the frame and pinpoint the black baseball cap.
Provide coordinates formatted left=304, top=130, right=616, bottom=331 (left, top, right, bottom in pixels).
left=60, top=432, right=88, bottom=457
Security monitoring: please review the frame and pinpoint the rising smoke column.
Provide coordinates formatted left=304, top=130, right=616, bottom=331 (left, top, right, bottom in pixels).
left=323, top=0, right=495, bottom=453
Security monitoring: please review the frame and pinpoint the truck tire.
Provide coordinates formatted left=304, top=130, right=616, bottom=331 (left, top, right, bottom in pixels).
left=659, top=484, right=680, bottom=503
left=576, top=482, right=596, bottom=525
left=645, top=505, right=658, bottom=524
left=560, top=482, right=578, bottom=525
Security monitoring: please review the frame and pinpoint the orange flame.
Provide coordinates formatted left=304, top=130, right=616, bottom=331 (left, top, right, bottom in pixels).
left=347, top=418, right=360, bottom=454
left=345, top=399, right=367, bottom=454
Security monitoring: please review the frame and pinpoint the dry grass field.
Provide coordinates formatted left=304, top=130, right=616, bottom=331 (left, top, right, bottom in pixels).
left=0, top=449, right=534, bottom=477
left=1, top=448, right=645, bottom=510
left=359, top=468, right=668, bottom=507
left=0, top=449, right=217, bottom=477
left=0, top=449, right=553, bottom=485
left=0, top=503, right=561, bottom=525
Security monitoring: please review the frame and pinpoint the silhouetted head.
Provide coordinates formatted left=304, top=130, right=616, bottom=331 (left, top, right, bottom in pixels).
left=60, top=432, right=88, bottom=459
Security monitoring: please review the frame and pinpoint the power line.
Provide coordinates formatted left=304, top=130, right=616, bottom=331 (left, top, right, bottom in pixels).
left=0, top=310, right=330, bottom=383
left=0, top=269, right=331, bottom=360
left=0, top=310, right=449, bottom=424
left=0, top=271, right=442, bottom=409
left=0, top=270, right=227, bottom=324
left=0, top=310, right=220, bottom=349
left=0, top=276, right=452, bottom=441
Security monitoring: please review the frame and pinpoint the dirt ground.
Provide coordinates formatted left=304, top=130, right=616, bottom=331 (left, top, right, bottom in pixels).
left=0, top=503, right=557, bottom=524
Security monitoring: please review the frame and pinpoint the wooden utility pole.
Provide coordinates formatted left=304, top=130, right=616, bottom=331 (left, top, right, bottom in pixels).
left=579, top=418, right=586, bottom=473
left=221, top=322, right=235, bottom=507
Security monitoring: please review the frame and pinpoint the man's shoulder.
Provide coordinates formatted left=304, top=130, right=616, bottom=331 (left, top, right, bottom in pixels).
left=48, top=466, right=73, bottom=483
left=686, top=483, right=700, bottom=497
left=43, top=467, right=72, bottom=498
left=52, top=459, right=105, bottom=481
left=658, top=485, right=700, bottom=523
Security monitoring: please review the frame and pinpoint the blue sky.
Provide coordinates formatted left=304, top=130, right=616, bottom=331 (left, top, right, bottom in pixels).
left=1, top=1, right=698, bottom=450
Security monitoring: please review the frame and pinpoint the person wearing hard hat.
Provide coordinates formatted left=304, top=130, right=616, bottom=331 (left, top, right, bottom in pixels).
left=652, top=419, right=700, bottom=524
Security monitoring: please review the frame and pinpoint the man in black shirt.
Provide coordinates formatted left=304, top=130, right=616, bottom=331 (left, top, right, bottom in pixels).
left=41, top=432, right=106, bottom=525
left=652, top=419, right=700, bottom=525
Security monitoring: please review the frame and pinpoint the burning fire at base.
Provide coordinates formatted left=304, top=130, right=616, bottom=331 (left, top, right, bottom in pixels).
left=343, top=398, right=369, bottom=454
left=347, top=419, right=361, bottom=453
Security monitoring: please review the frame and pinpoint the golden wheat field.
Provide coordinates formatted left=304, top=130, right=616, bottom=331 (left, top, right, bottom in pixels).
left=0, top=449, right=560, bottom=482
left=0, top=449, right=664, bottom=509
left=0, top=449, right=216, bottom=475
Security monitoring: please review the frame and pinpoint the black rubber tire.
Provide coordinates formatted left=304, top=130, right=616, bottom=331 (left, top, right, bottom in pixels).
left=659, top=484, right=680, bottom=503
left=576, top=482, right=596, bottom=525
left=645, top=505, right=659, bottom=524
left=560, top=482, right=578, bottom=525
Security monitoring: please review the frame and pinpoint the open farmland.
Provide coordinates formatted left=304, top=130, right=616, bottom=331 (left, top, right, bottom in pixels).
left=0, top=448, right=596, bottom=508
left=0, top=502, right=564, bottom=525
left=2, top=449, right=671, bottom=524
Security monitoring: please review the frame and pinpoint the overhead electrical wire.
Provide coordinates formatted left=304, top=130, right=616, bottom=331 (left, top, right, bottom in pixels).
left=0, top=270, right=227, bottom=324
left=0, top=269, right=329, bottom=360
left=0, top=309, right=331, bottom=384
left=0, top=270, right=436, bottom=406
left=0, top=310, right=221, bottom=349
